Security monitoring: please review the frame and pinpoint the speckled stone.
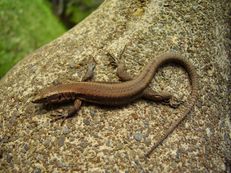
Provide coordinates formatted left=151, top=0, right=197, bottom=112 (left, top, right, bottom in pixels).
left=83, top=119, right=91, bottom=126
left=33, top=167, right=41, bottom=173
left=0, top=0, right=230, bottom=172
left=57, top=136, right=65, bottom=147
left=62, top=126, right=70, bottom=134
left=134, top=132, right=143, bottom=141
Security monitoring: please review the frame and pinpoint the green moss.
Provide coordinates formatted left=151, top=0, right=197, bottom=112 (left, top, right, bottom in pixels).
left=66, top=0, right=103, bottom=24
left=0, top=0, right=66, bottom=77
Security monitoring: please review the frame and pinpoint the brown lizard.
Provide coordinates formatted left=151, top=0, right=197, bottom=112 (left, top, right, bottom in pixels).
left=32, top=53, right=198, bottom=157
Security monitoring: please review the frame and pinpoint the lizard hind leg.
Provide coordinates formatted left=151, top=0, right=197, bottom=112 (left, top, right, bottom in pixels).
left=50, top=99, right=82, bottom=125
left=108, top=46, right=183, bottom=108
left=115, top=61, right=180, bottom=107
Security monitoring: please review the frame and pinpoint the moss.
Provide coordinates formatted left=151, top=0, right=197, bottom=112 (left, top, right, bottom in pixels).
left=0, top=0, right=66, bottom=77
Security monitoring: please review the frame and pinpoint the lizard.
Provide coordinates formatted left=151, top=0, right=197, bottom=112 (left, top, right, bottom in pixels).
left=32, top=53, right=198, bottom=157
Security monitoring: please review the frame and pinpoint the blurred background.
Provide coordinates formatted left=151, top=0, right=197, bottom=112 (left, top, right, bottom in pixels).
left=0, top=0, right=103, bottom=78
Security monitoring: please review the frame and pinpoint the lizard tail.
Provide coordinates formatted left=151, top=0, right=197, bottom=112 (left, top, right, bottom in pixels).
left=145, top=53, right=199, bottom=158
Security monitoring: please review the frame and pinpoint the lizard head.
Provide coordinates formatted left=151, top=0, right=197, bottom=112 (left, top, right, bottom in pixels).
left=32, top=85, right=77, bottom=104
left=32, top=87, right=60, bottom=104
left=32, top=84, right=66, bottom=104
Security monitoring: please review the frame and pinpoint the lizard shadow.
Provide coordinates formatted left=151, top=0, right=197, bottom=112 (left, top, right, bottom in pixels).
left=37, top=99, right=136, bottom=116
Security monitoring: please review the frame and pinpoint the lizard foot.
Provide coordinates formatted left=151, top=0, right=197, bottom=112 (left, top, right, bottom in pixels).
left=50, top=99, right=81, bottom=125
left=163, top=96, right=183, bottom=108
left=50, top=113, right=69, bottom=125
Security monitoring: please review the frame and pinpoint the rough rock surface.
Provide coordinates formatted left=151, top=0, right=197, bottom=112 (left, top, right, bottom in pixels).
left=0, top=0, right=230, bottom=172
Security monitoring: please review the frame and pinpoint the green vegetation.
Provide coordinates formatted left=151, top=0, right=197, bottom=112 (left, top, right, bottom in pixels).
left=0, top=0, right=66, bottom=78
left=65, top=0, right=103, bottom=25
left=48, top=0, right=103, bottom=28
left=0, top=0, right=103, bottom=78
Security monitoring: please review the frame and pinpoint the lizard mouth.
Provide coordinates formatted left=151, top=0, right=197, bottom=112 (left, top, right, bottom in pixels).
left=31, top=94, right=47, bottom=104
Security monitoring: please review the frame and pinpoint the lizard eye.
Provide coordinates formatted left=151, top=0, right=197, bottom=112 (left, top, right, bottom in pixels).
left=58, top=95, right=62, bottom=100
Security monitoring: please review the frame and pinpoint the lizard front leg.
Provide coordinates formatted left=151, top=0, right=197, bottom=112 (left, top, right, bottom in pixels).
left=51, top=99, right=82, bottom=125
left=50, top=59, right=95, bottom=124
